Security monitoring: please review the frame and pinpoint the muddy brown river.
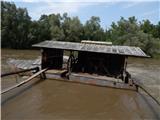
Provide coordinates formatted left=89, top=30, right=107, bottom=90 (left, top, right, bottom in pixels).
left=1, top=49, right=160, bottom=120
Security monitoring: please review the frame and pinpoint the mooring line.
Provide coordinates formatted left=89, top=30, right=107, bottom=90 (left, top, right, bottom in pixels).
left=133, top=78, right=160, bottom=106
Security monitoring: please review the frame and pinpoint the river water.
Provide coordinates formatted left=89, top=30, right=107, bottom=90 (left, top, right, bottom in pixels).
left=1, top=49, right=160, bottom=120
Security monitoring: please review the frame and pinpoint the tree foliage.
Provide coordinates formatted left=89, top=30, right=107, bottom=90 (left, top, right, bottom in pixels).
left=1, top=1, right=31, bottom=48
left=1, top=1, right=160, bottom=57
left=106, top=17, right=160, bottom=56
left=83, top=16, right=105, bottom=41
left=62, top=15, right=83, bottom=42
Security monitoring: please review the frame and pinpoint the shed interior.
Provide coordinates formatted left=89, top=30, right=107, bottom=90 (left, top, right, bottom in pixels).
left=73, top=51, right=125, bottom=77
left=41, top=48, right=126, bottom=78
left=42, top=48, right=63, bottom=69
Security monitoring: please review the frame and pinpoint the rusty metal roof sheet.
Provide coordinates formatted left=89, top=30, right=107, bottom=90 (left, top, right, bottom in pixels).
left=32, top=41, right=149, bottom=57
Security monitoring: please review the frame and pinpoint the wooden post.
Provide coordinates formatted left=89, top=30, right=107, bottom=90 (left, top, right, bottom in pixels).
left=35, top=67, right=46, bottom=80
left=123, top=56, right=128, bottom=83
left=41, top=72, right=46, bottom=79
left=135, top=84, right=139, bottom=92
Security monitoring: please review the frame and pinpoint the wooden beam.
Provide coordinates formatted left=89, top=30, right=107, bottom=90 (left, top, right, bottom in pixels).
left=1, top=67, right=39, bottom=77
left=1, top=68, right=48, bottom=94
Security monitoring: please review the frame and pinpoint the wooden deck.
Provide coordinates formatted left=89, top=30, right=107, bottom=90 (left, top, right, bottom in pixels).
left=45, top=69, right=137, bottom=91
left=69, top=73, right=137, bottom=91
left=46, top=69, right=67, bottom=75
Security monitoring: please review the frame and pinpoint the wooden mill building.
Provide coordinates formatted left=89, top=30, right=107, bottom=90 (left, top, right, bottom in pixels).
left=33, top=40, right=148, bottom=83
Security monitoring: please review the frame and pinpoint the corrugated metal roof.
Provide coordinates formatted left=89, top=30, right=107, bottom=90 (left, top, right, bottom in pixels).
left=7, top=56, right=69, bottom=70
left=7, top=58, right=41, bottom=70
left=32, top=41, right=149, bottom=57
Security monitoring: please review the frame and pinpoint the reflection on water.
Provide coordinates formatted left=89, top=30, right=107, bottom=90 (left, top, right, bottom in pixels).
left=1, top=49, right=160, bottom=120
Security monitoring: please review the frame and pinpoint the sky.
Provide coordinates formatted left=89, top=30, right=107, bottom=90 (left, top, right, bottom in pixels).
left=3, top=0, right=160, bottom=28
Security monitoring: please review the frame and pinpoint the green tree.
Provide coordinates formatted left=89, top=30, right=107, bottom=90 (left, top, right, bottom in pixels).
left=48, top=14, right=64, bottom=41
left=83, top=16, right=105, bottom=41
left=1, top=1, right=160, bottom=57
left=140, top=20, right=160, bottom=39
left=1, top=1, right=31, bottom=49
left=62, top=13, right=83, bottom=42
left=152, top=22, right=160, bottom=38
left=38, top=15, right=51, bottom=41
left=1, top=1, right=17, bottom=48
left=108, top=16, right=160, bottom=56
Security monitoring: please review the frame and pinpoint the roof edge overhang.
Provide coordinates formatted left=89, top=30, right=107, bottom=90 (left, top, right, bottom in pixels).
left=32, top=41, right=149, bottom=58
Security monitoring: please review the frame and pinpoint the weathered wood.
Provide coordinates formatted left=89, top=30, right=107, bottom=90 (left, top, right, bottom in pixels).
left=81, top=40, right=112, bottom=45
left=1, top=67, right=39, bottom=77
left=69, top=73, right=137, bottom=91
left=1, top=68, right=48, bottom=94
left=45, top=71, right=137, bottom=91
left=32, top=40, right=149, bottom=57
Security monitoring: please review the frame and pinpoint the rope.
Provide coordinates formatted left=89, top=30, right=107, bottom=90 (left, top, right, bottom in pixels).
left=133, top=79, right=160, bottom=106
